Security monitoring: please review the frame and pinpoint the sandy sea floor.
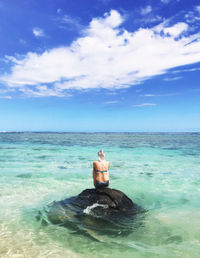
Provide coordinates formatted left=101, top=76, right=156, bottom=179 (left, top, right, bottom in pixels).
left=0, top=132, right=200, bottom=257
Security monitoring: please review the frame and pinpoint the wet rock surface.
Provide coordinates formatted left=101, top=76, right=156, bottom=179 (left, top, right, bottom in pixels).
left=39, top=188, right=145, bottom=236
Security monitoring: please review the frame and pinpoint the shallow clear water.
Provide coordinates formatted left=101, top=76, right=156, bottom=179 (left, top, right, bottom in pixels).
left=0, top=132, right=200, bottom=258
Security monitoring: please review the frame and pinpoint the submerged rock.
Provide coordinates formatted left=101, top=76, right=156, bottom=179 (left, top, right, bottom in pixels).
left=17, top=173, right=32, bottom=178
left=39, top=188, right=145, bottom=237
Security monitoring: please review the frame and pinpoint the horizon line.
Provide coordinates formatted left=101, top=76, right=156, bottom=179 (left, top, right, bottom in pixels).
left=0, top=131, right=199, bottom=134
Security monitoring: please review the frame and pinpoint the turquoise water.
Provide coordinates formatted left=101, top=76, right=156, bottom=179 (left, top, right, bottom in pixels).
left=0, top=132, right=200, bottom=257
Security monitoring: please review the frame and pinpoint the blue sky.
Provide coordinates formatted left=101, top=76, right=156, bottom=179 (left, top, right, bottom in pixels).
left=0, top=0, right=200, bottom=132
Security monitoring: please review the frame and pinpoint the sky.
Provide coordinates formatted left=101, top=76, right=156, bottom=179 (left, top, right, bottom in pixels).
left=0, top=0, right=200, bottom=132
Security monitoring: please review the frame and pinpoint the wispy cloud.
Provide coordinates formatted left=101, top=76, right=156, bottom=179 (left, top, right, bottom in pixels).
left=132, top=103, right=157, bottom=107
left=172, top=67, right=200, bottom=74
left=106, top=91, right=118, bottom=95
left=163, top=76, right=183, bottom=81
left=141, top=94, right=158, bottom=97
left=196, top=5, right=200, bottom=13
left=32, top=27, right=45, bottom=38
left=4, top=55, right=22, bottom=64
left=19, top=85, right=71, bottom=98
left=141, top=15, right=163, bottom=24
left=98, top=0, right=112, bottom=4
left=163, top=22, right=188, bottom=37
left=1, top=10, right=200, bottom=97
left=161, top=0, right=171, bottom=4
left=0, top=95, right=12, bottom=99
left=184, top=6, right=200, bottom=23
left=19, top=39, right=27, bottom=45
left=57, top=14, right=83, bottom=31
left=141, top=5, right=152, bottom=16
left=141, top=93, right=179, bottom=97
left=104, top=100, right=119, bottom=104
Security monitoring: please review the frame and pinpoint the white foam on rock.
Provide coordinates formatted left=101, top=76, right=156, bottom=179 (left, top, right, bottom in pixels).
left=83, top=203, right=108, bottom=215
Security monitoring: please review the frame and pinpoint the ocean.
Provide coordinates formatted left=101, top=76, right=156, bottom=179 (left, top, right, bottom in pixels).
left=0, top=132, right=200, bottom=257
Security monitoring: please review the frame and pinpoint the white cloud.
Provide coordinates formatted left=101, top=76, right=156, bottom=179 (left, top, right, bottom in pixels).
left=141, top=5, right=152, bottom=16
left=98, top=0, right=112, bottom=4
left=19, top=39, right=27, bottom=45
left=184, top=8, right=200, bottom=23
left=141, top=93, right=179, bottom=97
left=196, top=6, right=200, bottom=13
left=163, top=76, right=183, bottom=81
left=163, top=22, right=188, bottom=37
left=0, top=95, right=12, bottom=99
left=141, top=94, right=158, bottom=97
left=4, top=55, right=22, bottom=64
left=104, top=100, right=118, bottom=104
left=58, top=14, right=83, bottom=31
left=142, top=15, right=163, bottom=24
left=32, top=27, right=45, bottom=37
left=19, top=85, right=70, bottom=98
left=161, top=0, right=171, bottom=4
left=133, top=103, right=157, bottom=107
left=172, top=67, right=200, bottom=74
left=1, top=10, right=200, bottom=97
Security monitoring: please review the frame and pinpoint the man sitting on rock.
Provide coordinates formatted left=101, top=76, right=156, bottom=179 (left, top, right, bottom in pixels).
left=93, top=150, right=110, bottom=189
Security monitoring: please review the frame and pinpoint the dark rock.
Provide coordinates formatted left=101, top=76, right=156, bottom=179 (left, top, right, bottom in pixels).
left=57, top=166, right=68, bottom=170
left=17, top=173, right=32, bottom=178
left=39, top=188, right=145, bottom=237
left=165, top=235, right=182, bottom=244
